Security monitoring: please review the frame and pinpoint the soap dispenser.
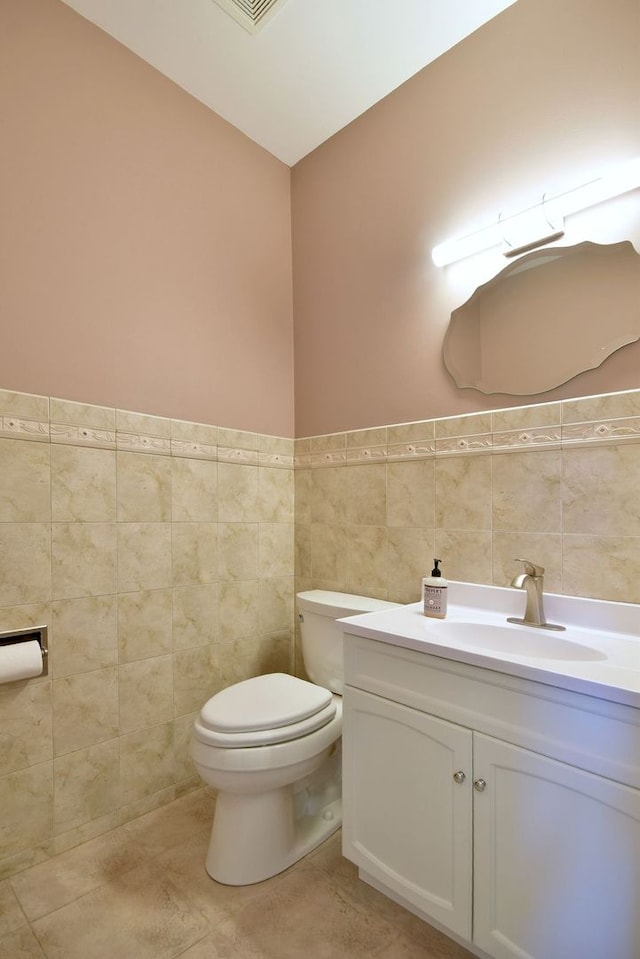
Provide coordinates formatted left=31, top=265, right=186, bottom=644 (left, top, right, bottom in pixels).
left=423, top=559, right=448, bottom=619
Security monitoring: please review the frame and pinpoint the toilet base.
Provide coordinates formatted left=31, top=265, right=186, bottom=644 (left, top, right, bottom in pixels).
left=205, top=753, right=342, bottom=886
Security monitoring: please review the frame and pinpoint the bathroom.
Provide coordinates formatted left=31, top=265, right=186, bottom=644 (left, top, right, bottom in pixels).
left=1, top=0, right=639, bottom=955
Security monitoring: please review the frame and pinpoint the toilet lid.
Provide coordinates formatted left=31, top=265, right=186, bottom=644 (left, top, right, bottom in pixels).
left=193, top=698, right=338, bottom=747
left=199, top=673, right=333, bottom=735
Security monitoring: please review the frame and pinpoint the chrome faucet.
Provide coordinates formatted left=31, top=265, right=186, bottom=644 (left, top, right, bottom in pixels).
left=507, top=559, right=565, bottom=631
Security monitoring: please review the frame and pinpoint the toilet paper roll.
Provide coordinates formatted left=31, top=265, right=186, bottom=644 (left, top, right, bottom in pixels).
left=0, top=640, right=43, bottom=683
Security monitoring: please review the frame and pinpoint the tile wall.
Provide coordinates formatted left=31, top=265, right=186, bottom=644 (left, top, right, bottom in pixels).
left=294, top=390, right=640, bottom=607
left=3, top=383, right=640, bottom=879
left=0, top=388, right=294, bottom=879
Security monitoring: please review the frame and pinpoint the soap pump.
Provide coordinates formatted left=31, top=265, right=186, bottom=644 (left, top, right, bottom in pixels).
left=423, top=558, right=448, bottom=619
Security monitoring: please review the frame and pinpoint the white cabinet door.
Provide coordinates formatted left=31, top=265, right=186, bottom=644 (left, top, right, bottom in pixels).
left=342, top=686, right=473, bottom=939
left=473, top=733, right=640, bottom=959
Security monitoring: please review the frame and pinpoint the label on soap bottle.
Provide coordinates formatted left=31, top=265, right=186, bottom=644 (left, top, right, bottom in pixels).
left=423, top=584, right=447, bottom=619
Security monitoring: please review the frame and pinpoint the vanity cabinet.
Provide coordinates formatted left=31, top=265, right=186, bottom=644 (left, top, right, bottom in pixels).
left=342, top=633, right=640, bottom=959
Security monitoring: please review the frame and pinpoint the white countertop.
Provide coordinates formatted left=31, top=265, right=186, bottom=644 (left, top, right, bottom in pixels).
left=339, top=581, right=640, bottom=709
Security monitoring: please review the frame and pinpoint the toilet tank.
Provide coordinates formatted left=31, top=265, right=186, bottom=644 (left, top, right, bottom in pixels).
left=296, top=590, right=400, bottom=694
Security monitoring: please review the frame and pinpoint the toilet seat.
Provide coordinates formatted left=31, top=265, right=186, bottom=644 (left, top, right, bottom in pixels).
left=195, top=673, right=336, bottom=748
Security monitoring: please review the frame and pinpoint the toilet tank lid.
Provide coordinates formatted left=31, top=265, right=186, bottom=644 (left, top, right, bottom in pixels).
left=199, top=673, right=333, bottom=733
left=296, top=590, right=400, bottom=618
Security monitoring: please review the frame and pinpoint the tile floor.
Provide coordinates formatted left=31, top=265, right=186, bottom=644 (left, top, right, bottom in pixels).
left=0, top=788, right=475, bottom=958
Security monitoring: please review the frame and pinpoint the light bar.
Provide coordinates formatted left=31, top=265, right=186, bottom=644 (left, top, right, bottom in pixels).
left=432, top=157, right=640, bottom=267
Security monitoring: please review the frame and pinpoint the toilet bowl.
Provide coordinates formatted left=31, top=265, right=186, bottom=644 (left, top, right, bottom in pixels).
left=191, top=590, right=399, bottom=886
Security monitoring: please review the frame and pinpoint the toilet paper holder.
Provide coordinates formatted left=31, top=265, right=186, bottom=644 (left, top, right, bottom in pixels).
left=0, top=626, right=49, bottom=676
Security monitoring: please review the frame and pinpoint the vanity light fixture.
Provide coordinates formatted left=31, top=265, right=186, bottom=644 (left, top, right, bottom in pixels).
left=432, top=156, right=640, bottom=267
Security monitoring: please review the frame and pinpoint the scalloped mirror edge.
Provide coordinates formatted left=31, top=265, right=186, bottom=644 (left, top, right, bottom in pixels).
left=443, top=240, right=640, bottom=395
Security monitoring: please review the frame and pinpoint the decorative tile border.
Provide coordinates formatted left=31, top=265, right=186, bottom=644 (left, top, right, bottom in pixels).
left=117, top=431, right=172, bottom=455
left=50, top=423, right=116, bottom=449
left=0, top=416, right=49, bottom=442
left=298, top=391, right=640, bottom=466
left=6, top=387, right=640, bottom=468
left=0, top=390, right=295, bottom=468
left=170, top=439, right=218, bottom=461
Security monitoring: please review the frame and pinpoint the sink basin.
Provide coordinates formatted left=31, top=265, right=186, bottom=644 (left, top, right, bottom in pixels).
left=425, top=621, right=607, bottom=662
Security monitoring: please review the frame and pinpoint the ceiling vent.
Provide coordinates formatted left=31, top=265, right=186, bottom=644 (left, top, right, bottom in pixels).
left=211, top=0, right=290, bottom=34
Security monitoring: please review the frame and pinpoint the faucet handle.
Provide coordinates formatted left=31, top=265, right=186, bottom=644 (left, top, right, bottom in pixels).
left=514, top=558, right=545, bottom=577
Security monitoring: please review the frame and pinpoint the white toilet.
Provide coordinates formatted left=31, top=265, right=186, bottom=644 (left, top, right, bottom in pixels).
left=190, top=589, right=398, bottom=886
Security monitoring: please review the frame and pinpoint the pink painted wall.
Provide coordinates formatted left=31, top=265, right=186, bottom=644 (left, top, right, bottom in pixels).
left=0, top=0, right=294, bottom=436
left=291, top=0, right=640, bottom=436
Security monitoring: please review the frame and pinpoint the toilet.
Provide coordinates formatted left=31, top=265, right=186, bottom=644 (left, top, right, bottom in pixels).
left=190, top=589, right=398, bottom=886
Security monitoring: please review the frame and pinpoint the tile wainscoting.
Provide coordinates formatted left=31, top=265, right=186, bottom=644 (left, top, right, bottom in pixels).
left=3, top=384, right=640, bottom=879
left=0, top=388, right=294, bottom=879
left=294, top=389, right=640, bottom=607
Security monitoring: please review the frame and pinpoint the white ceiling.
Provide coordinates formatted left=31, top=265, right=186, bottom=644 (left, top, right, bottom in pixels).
left=60, top=0, right=518, bottom=166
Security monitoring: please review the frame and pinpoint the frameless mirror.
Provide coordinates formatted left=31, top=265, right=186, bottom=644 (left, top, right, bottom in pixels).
left=443, top=240, right=640, bottom=395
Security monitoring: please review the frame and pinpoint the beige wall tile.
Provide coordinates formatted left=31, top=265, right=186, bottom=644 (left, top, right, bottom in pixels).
left=435, top=412, right=492, bottom=438
left=117, top=589, right=172, bottom=663
left=387, top=460, right=435, bottom=529
left=218, top=635, right=290, bottom=687
left=492, top=532, right=562, bottom=592
left=387, top=527, right=434, bottom=605
left=217, top=463, right=258, bottom=523
left=294, top=469, right=313, bottom=526
left=492, top=403, right=561, bottom=432
left=258, top=467, right=294, bottom=523
left=346, top=464, right=386, bottom=526
left=562, top=534, right=640, bottom=603
left=117, top=523, right=171, bottom=592
left=492, top=450, right=561, bottom=533
left=295, top=525, right=312, bottom=579
left=387, top=420, right=435, bottom=445
left=171, top=420, right=218, bottom=445
left=218, top=523, right=258, bottom=582
left=117, top=452, right=171, bottom=522
left=562, top=390, right=640, bottom=424
left=346, top=427, right=388, bottom=449
left=119, top=657, right=174, bottom=733
left=0, top=390, right=49, bottom=421
left=310, top=524, right=347, bottom=584
left=171, top=457, right=217, bottom=522
left=218, top=581, right=259, bottom=642
left=0, top=525, right=51, bottom=607
left=0, top=764, right=53, bottom=860
left=309, top=433, right=346, bottom=453
left=51, top=446, right=116, bottom=522
left=116, top=410, right=171, bottom=437
left=52, top=595, right=118, bottom=677
left=0, top=683, right=52, bottom=775
left=311, top=467, right=347, bottom=525
left=172, top=523, right=218, bottom=586
left=52, top=524, right=116, bottom=600
left=51, top=399, right=114, bottom=430
left=119, top=723, right=175, bottom=806
left=53, top=668, right=119, bottom=756
left=435, top=455, right=491, bottom=530
left=563, top=445, right=640, bottom=535
left=172, top=714, right=198, bottom=783
left=173, top=646, right=220, bottom=717
left=172, top=585, right=218, bottom=650
left=217, top=428, right=257, bottom=451
left=0, top=440, right=50, bottom=522
left=258, top=434, right=294, bottom=455
left=258, top=577, right=294, bottom=633
left=345, top=526, right=388, bottom=594
left=53, top=739, right=120, bottom=834
left=259, top=523, right=294, bottom=578
left=434, top=530, right=493, bottom=585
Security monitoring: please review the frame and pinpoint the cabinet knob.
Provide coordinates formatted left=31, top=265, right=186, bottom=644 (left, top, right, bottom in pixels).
left=473, top=778, right=487, bottom=792
left=453, top=770, right=466, bottom=784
